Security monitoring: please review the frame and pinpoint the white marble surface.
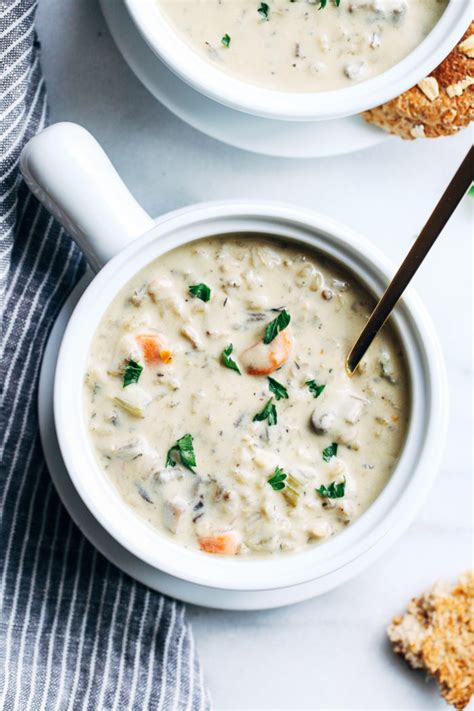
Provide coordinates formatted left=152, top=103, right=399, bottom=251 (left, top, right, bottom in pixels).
left=36, top=1, right=473, bottom=709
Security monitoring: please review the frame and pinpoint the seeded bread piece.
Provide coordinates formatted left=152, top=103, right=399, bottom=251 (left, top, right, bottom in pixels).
left=388, top=571, right=474, bottom=710
left=362, top=23, right=474, bottom=139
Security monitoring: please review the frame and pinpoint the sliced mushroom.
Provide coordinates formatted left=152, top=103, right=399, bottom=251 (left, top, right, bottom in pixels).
left=311, top=410, right=336, bottom=434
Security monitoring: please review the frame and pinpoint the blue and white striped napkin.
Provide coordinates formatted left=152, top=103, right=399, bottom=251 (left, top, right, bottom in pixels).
left=0, top=2, right=210, bottom=708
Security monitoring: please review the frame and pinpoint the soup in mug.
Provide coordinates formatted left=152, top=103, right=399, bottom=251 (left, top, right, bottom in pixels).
left=84, top=237, right=409, bottom=556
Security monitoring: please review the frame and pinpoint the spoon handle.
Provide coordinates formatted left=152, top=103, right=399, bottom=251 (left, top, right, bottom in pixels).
left=346, top=146, right=474, bottom=375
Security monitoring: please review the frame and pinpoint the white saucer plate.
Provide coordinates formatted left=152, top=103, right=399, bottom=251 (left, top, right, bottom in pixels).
left=99, top=0, right=391, bottom=159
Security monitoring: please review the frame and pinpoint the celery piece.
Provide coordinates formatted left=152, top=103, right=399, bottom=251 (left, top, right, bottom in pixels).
left=113, top=385, right=151, bottom=418
left=283, top=474, right=304, bottom=507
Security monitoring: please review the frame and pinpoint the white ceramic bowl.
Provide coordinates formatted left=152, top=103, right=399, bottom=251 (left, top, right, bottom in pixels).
left=125, top=0, right=471, bottom=121
left=21, top=123, right=447, bottom=597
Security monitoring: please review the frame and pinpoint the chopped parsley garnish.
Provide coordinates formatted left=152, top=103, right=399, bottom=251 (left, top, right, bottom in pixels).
left=319, top=0, right=341, bottom=8
left=267, top=466, right=287, bottom=490
left=166, top=433, right=197, bottom=473
left=222, top=343, right=241, bottom=374
left=322, top=442, right=338, bottom=462
left=221, top=33, right=231, bottom=47
left=268, top=376, right=288, bottom=400
left=258, top=2, right=270, bottom=20
left=122, top=359, right=143, bottom=388
left=316, top=478, right=346, bottom=498
left=188, top=283, right=211, bottom=302
left=306, top=380, right=326, bottom=399
left=263, top=309, right=291, bottom=344
left=253, top=398, right=277, bottom=426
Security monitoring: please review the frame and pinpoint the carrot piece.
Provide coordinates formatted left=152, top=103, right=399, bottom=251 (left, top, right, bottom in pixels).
left=158, top=349, right=173, bottom=364
left=136, top=335, right=173, bottom=365
left=244, top=328, right=293, bottom=376
left=198, top=532, right=241, bottom=555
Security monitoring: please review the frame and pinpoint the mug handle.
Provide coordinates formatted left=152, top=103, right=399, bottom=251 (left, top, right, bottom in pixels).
left=20, top=122, right=155, bottom=272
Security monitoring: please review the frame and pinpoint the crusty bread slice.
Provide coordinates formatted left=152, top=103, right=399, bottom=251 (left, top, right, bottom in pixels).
left=362, top=23, right=474, bottom=139
left=388, top=571, right=474, bottom=710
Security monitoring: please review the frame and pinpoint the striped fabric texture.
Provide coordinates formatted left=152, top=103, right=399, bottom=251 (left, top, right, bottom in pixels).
left=0, top=2, right=210, bottom=709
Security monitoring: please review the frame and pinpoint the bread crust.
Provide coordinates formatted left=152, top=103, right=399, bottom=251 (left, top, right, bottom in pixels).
left=362, top=23, right=474, bottom=139
left=388, top=571, right=474, bottom=710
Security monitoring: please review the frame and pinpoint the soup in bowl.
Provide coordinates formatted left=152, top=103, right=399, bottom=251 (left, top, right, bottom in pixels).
left=125, top=0, right=471, bottom=120
left=158, top=0, right=448, bottom=92
left=85, top=236, right=409, bottom=557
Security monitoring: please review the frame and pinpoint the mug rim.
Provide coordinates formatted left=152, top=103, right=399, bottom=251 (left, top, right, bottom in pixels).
left=124, top=0, right=472, bottom=121
left=54, top=201, right=448, bottom=591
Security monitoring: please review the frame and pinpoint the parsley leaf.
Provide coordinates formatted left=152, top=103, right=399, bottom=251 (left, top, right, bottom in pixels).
left=263, top=309, right=291, bottom=344
left=188, top=283, right=211, bottom=302
left=258, top=2, right=270, bottom=19
left=253, top=398, right=277, bottom=426
left=306, top=380, right=326, bottom=399
left=222, top=344, right=241, bottom=374
left=166, top=433, right=197, bottom=473
left=122, top=359, right=143, bottom=388
left=267, top=466, right=287, bottom=490
left=221, top=33, right=231, bottom=47
left=319, top=0, right=341, bottom=8
left=322, top=442, right=338, bottom=462
left=316, top=478, right=346, bottom=498
left=267, top=376, right=288, bottom=400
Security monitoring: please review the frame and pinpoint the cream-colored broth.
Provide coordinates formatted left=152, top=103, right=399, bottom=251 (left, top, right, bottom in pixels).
left=84, top=237, right=409, bottom=556
left=157, top=0, right=447, bottom=92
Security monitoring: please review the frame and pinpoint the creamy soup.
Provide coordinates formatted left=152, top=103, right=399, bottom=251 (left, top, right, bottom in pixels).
left=85, top=237, right=409, bottom=556
left=157, top=0, right=447, bottom=92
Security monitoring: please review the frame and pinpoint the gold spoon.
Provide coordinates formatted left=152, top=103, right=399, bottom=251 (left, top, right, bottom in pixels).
left=346, top=146, right=474, bottom=376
